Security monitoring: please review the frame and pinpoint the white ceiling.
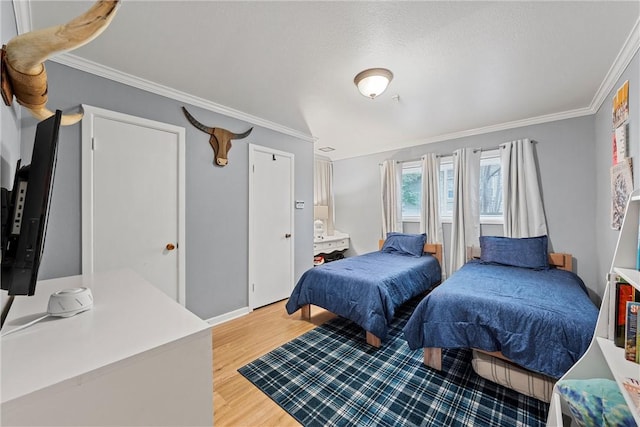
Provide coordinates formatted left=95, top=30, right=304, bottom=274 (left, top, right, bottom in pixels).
left=21, top=1, right=640, bottom=160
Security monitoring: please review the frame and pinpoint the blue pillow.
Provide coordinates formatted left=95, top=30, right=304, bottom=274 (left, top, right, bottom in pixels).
left=480, top=235, right=549, bottom=269
left=381, top=233, right=426, bottom=257
left=556, top=379, right=636, bottom=427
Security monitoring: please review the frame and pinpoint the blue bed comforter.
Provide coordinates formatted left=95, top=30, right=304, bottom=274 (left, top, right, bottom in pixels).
left=286, top=251, right=441, bottom=341
left=403, top=260, right=598, bottom=378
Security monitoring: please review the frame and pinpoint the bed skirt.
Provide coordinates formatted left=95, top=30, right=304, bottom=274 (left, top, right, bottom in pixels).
left=471, top=350, right=556, bottom=403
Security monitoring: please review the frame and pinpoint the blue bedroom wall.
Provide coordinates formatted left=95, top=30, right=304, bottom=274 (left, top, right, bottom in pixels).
left=333, top=115, right=599, bottom=296
left=18, top=62, right=314, bottom=320
left=594, top=49, right=639, bottom=298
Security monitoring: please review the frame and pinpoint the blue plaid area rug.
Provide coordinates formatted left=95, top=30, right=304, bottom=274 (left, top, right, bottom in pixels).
left=238, top=297, right=549, bottom=427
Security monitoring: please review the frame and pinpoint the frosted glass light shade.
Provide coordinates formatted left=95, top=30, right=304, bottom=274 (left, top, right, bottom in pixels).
left=354, top=68, right=393, bottom=99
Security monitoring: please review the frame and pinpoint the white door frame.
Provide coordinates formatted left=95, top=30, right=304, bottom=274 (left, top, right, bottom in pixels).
left=81, top=104, right=186, bottom=305
left=248, top=143, right=295, bottom=311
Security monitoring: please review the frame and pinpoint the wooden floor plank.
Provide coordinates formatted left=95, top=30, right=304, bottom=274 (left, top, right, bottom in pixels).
left=212, top=300, right=335, bottom=426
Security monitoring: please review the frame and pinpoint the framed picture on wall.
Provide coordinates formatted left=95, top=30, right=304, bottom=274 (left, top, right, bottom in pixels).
left=611, top=158, right=633, bottom=230
left=613, top=80, right=629, bottom=129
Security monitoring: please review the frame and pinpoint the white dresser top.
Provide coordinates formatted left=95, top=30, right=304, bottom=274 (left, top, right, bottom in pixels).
left=1, top=269, right=211, bottom=404
left=314, top=230, right=349, bottom=243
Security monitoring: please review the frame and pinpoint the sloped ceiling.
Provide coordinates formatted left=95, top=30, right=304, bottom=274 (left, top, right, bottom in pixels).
left=19, top=1, right=640, bottom=160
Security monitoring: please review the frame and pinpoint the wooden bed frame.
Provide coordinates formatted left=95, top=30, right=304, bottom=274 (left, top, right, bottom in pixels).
left=300, top=241, right=444, bottom=348
left=423, top=251, right=573, bottom=370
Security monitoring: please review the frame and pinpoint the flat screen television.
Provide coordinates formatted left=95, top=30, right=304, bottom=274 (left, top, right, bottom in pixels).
left=1, top=110, right=62, bottom=296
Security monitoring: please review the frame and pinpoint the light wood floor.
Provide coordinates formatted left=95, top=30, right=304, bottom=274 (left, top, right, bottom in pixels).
left=213, top=300, right=335, bottom=426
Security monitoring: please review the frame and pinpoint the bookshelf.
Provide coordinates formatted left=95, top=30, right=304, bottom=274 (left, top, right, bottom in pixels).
left=547, top=189, right=640, bottom=426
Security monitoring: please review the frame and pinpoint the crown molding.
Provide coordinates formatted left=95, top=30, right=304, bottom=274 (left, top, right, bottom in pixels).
left=430, top=106, right=595, bottom=146
left=329, top=17, right=640, bottom=161
left=12, top=1, right=312, bottom=142
left=402, top=16, right=640, bottom=155
left=52, top=54, right=315, bottom=142
left=590, top=17, right=640, bottom=113
left=327, top=106, right=595, bottom=161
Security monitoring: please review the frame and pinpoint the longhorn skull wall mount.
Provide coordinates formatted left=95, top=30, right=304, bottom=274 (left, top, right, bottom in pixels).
left=182, top=107, right=253, bottom=167
left=1, top=0, right=120, bottom=125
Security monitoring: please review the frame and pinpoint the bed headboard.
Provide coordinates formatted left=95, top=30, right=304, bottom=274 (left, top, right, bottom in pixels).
left=466, top=246, right=573, bottom=272
left=378, top=240, right=443, bottom=269
left=548, top=253, right=573, bottom=272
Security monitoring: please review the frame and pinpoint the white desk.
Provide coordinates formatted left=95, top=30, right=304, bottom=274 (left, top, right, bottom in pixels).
left=1, top=269, right=213, bottom=426
left=313, top=231, right=350, bottom=256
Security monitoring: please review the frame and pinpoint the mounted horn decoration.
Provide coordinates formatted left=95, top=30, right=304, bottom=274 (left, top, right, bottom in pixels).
left=1, top=0, right=120, bottom=125
left=182, top=107, right=253, bottom=167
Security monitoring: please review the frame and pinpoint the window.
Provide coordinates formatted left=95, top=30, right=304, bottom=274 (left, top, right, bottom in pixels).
left=401, top=161, right=421, bottom=221
left=478, top=153, right=502, bottom=221
left=401, top=151, right=503, bottom=224
left=439, top=150, right=503, bottom=223
left=438, top=159, right=454, bottom=219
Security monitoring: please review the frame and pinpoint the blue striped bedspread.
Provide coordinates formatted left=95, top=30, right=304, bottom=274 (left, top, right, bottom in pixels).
left=403, top=260, right=598, bottom=378
left=286, top=251, right=441, bottom=341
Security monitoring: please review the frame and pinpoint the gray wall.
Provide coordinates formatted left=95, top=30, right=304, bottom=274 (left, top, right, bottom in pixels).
left=22, top=62, right=314, bottom=320
left=334, top=115, right=599, bottom=295
left=594, top=50, right=639, bottom=298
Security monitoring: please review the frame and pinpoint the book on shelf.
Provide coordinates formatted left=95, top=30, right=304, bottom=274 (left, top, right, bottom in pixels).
left=625, top=301, right=640, bottom=363
left=623, top=377, right=640, bottom=416
left=616, top=280, right=637, bottom=347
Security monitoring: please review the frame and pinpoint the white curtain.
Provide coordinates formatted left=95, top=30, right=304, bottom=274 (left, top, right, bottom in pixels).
left=449, top=148, right=481, bottom=274
left=420, top=154, right=442, bottom=242
left=314, top=157, right=335, bottom=235
left=500, top=139, right=547, bottom=237
left=420, top=154, right=446, bottom=277
left=380, top=160, right=401, bottom=238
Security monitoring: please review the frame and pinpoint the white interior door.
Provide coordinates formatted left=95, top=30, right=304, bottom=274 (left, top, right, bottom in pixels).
left=249, top=144, right=294, bottom=309
left=82, top=105, right=186, bottom=304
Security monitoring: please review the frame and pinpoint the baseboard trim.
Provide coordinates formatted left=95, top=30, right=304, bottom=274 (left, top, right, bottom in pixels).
left=206, top=307, right=250, bottom=327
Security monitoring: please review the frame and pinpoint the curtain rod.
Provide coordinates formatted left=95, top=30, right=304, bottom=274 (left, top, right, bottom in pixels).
left=379, top=139, right=535, bottom=166
left=390, top=146, right=502, bottom=164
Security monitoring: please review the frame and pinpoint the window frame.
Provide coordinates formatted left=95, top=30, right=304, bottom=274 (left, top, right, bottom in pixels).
left=439, top=150, right=504, bottom=225
left=400, top=160, right=422, bottom=223
left=478, top=150, right=503, bottom=224
left=438, top=156, right=454, bottom=223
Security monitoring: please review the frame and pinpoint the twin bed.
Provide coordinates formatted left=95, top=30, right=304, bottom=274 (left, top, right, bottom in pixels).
left=403, top=238, right=598, bottom=400
left=286, top=232, right=442, bottom=346
left=286, top=233, right=598, bottom=401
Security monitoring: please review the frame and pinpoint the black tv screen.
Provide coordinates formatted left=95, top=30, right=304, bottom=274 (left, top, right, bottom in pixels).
left=1, top=110, right=62, bottom=296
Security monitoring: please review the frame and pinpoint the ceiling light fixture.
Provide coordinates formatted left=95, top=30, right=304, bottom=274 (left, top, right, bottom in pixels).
left=354, top=68, right=393, bottom=99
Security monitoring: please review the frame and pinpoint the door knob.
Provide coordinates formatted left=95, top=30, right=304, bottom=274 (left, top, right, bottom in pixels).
left=285, top=233, right=292, bottom=238
left=166, top=243, right=176, bottom=251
